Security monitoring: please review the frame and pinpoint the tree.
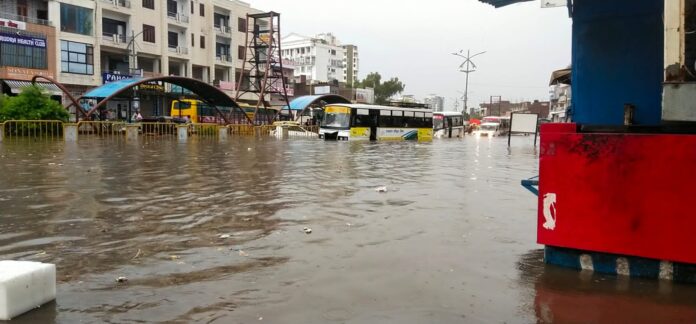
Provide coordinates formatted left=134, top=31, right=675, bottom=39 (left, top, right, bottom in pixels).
left=356, top=72, right=405, bottom=105
left=0, top=85, right=69, bottom=122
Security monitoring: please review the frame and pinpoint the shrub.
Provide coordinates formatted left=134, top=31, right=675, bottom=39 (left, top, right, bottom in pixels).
left=0, top=85, right=69, bottom=122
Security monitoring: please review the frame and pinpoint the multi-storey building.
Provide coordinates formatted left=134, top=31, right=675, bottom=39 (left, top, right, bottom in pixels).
left=342, top=44, right=358, bottom=86
left=1, top=0, right=265, bottom=116
left=0, top=1, right=62, bottom=97
left=423, top=94, right=444, bottom=111
left=281, top=32, right=346, bottom=83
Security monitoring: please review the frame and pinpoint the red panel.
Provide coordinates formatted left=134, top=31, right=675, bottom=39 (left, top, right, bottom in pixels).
left=538, top=123, right=696, bottom=264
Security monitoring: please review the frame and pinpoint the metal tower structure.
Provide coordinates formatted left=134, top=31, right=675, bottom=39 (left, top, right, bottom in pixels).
left=235, top=11, right=291, bottom=125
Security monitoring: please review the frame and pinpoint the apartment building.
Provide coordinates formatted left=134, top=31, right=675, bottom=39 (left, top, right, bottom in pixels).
left=342, top=44, right=358, bottom=86
left=0, top=0, right=264, bottom=113
left=423, top=94, right=444, bottom=111
left=281, top=32, right=348, bottom=84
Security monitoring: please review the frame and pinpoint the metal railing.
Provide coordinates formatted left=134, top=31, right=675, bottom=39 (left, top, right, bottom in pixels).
left=140, top=122, right=178, bottom=137
left=0, top=12, right=51, bottom=26
left=0, top=121, right=320, bottom=142
left=101, top=0, right=131, bottom=7
left=167, top=12, right=189, bottom=23
left=216, top=54, right=232, bottom=62
left=1, top=120, right=63, bottom=141
left=190, top=123, right=220, bottom=138
left=77, top=121, right=126, bottom=140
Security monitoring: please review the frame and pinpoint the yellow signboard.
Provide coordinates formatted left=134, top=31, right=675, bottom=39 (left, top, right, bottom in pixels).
left=325, top=106, right=350, bottom=114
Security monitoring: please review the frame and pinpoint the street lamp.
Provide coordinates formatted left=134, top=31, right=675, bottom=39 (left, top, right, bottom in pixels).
left=452, top=49, right=486, bottom=116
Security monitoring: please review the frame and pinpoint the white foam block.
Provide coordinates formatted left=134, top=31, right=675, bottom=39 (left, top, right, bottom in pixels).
left=0, top=261, right=56, bottom=320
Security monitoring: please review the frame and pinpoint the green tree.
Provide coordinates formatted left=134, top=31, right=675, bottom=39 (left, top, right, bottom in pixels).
left=0, top=85, right=69, bottom=122
left=356, top=72, right=405, bottom=105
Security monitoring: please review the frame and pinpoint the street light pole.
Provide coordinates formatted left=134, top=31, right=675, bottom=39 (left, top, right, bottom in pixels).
left=452, top=49, right=486, bottom=116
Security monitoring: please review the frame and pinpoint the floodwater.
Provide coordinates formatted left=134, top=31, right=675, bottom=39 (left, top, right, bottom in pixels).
left=2, top=136, right=696, bottom=323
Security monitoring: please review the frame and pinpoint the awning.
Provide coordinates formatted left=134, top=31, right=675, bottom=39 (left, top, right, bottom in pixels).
left=2, top=80, right=63, bottom=96
left=549, top=68, right=571, bottom=85
left=284, top=94, right=351, bottom=111
left=478, top=0, right=534, bottom=8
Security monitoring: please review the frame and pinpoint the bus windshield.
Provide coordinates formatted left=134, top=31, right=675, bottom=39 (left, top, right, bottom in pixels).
left=322, top=106, right=351, bottom=128
left=433, top=115, right=444, bottom=130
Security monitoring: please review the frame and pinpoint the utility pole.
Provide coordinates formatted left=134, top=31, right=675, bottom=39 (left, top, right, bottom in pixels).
left=452, top=49, right=486, bottom=116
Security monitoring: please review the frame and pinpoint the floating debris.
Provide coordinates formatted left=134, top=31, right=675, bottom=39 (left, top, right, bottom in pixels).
left=219, top=234, right=231, bottom=239
left=238, top=250, right=249, bottom=257
left=375, top=186, right=388, bottom=193
left=303, top=227, right=312, bottom=234
left=169, top=255, right=180, bottom=260
left=116, top=276, right=128, bottom=283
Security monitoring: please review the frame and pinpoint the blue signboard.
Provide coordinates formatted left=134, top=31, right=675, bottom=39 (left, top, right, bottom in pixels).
left=0, top=32, right=46, bottom=48
left=102, top=72, right=133, bottom=84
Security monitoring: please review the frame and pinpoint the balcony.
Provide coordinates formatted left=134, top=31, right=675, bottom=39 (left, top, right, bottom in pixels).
left=215, top=54, right=232, bottom=63
left=101, top=0, right=131, bottom=9
left=214, top=80, right=235, bottom=91
left=168, top=46, right=189, bottom=55
left=100, top=33, right=129, bottom=48
left=214, top=25, right=231, bottom=36
left=0, top=12, right=51, bottom=26
left=167, top=12, right=189, bottom=24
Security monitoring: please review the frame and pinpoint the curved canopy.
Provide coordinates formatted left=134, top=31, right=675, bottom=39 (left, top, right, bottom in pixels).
left=82, top=76, right=240, bottom=109
left=286, top=94, right=351, bottom=111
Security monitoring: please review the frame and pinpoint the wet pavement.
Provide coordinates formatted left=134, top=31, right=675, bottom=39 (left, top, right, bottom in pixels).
left=2, top=136, right=696, bottom=323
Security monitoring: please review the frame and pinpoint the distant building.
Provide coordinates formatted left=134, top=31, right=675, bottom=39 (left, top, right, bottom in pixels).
left=423, top=94, right=445, bottom=111
left=480, top=100, right=550, bottom=117
left=281, top=32, right=347, bottom=83
left=342, top=44, right=359, bottom=86
left=548, top=84, right=571, bottom=121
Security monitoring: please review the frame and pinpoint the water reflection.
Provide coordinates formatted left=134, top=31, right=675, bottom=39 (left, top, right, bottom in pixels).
left=517, top=250, right=696, bottom=323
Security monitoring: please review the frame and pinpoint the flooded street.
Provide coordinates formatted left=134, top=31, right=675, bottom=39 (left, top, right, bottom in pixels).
left=2, top=136, right=696, bottom=323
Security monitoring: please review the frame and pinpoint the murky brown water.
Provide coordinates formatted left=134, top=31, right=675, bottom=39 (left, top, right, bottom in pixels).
left=2, top=136, right=696, bottom=323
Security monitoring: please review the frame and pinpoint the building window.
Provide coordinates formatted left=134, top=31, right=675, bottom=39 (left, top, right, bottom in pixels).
left=238, top=17, right=246, bottom=32
left=17, top=0, right=28, bottom=17
left=143, top=24, right=155, bottom=43
left=238, top=45, right=245, bottom=60
left=199, top=4, right=205, bottom=17
left=102, top=18, right=126, bottom=38
left=60, top=3, right=93, bottom=35
left=190, top=3, right=194, bottom=14
left=168, top=32, right=178, bottom=48
left=191, top=33, right=194, bottom=47
left=142, top=0, right=154, bottom=10
left=60, top=40, right=94, bottom=75
left=200, top=36, right=205, bottom=49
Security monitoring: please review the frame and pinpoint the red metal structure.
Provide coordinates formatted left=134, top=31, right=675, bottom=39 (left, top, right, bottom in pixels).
left=538, top=123, right=696, bottom=264
left=235, top=12, right=291, bottom=125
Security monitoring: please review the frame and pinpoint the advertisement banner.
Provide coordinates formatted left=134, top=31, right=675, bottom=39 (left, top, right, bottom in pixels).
left=0, top=32, right=46, bottom=48
left=102, top=72, right=133, bottom=84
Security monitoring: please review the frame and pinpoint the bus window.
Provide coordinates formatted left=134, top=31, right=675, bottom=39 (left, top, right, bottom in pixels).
left=176, top=101, right=192, bottom=110
left=391, top=110, right=403, bottom=127
left=351, top=108, right=372, bottom=127
left=379, top=110, right=393, bottom=127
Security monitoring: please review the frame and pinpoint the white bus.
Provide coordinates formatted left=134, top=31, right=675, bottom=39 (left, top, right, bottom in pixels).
left=319, top=104, right=433, bottom=141
left=433, top=111, right=468, bottom=138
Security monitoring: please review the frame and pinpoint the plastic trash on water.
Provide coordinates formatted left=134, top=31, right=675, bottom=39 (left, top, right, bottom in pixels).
left=375, top=186, right=388, bottom=193
left=303, top=227, right=312, bottom=234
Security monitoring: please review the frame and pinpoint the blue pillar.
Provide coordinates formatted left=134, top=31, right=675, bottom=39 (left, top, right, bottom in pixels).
left=571, top=0, right=664, bottom=125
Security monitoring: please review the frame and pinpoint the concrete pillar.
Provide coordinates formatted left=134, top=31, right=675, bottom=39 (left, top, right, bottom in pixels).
left=125, top=124, right=139, bottom=141
left=63, top=123, right=78, bottom=142
left=219, top=126, right=229, bottom=141
left=177, top=124, right=189, bottom=142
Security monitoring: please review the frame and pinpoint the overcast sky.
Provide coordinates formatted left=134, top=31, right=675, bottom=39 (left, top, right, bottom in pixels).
left=250, top=0, right=572, bottom=110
